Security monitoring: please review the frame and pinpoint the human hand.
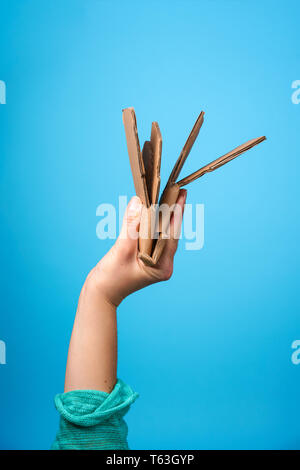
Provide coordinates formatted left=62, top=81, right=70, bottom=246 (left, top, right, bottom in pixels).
left=87, top=189, right=187, bottom=307
left=65, top=189, right=187, bottom=392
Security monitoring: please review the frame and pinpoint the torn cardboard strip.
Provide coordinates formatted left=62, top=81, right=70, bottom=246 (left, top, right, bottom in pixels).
left=122, top=107, right=266, bottom=267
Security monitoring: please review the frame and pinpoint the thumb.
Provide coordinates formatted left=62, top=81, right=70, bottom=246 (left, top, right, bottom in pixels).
left=116, top=196, right=143, bottom=255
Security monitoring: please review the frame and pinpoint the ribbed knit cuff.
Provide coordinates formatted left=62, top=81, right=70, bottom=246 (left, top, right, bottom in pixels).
left=54, top=379, right=138, bottom=427
left=51, top=379, right=138, bottom=450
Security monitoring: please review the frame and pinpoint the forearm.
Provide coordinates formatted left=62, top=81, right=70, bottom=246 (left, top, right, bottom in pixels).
left=64, top=272, right=117, bottom=393
left=63, top=192, right=186, bottom=394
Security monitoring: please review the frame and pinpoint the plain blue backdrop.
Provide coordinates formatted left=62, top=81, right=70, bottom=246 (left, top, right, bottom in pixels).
left=0, top=0, right=299, bottom=449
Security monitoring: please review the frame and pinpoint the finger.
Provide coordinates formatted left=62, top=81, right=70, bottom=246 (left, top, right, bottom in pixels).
left=116, top=196, right=143, bottom=256
left=162, top=189, right=187, bottom=259
left=170, top=189, right=187, bottom=240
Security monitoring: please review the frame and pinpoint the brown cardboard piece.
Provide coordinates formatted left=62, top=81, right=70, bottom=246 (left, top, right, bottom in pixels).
left=122, top=108, right=266, bottom=267
left=122, top=108, right=149, bottom=207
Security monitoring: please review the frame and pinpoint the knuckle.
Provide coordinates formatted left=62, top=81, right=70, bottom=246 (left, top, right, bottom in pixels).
left=121, top=243, right=135, bottom=259
left=126, top=214, right=138, bottom=227
left=115, top=239, right=135, bottom=260
left=160, top=263, right=173, bottom=281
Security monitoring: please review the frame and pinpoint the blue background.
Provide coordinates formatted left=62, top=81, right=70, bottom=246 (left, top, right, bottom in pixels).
left=0, top=0, right=299, bottom=450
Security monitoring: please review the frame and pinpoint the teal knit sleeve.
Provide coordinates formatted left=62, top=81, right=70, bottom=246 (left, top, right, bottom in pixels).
left=51, top=379, right=138, bottom=450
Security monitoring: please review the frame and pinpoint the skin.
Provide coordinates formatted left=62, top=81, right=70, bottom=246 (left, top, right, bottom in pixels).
left=64, top=189, right=187, bottom=393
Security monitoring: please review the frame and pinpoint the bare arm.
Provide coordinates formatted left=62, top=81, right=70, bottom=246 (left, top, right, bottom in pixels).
left=64, top=282, right=117, bottom=393
left=64, top=190, right=187, bottom=393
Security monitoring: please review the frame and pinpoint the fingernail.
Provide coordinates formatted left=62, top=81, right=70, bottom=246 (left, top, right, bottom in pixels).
left=128, top=196, right=142, bottom=216
left=179, top=189, right=187, bottom=204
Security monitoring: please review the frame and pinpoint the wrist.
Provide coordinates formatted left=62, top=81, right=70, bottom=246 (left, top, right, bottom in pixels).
left=84, top=268, right=121, bottom=309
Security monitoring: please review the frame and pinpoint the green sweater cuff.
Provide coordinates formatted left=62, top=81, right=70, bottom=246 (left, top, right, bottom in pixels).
left=54, top=379, right=138, bottom=426
left=52, top=379, right=138, bottom=450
